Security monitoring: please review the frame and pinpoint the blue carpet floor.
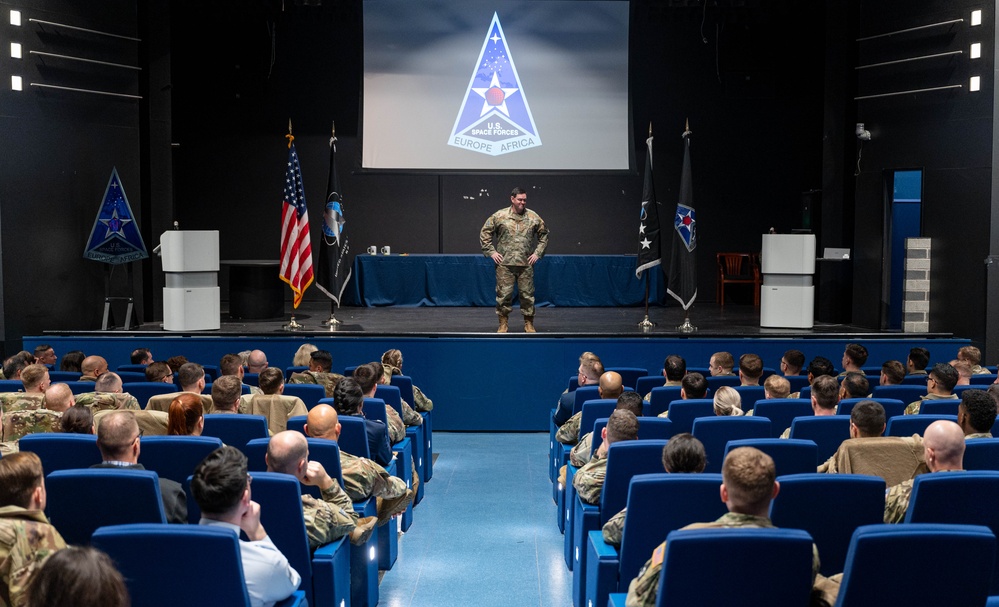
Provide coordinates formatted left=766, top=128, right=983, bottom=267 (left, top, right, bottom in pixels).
left=378, top=432, right=571, bottom=607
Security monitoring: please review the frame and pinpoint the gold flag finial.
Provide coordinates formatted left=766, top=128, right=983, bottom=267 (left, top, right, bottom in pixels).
left=286, top=119, right=294, bottom=148
left=682, top=118, right=692, bottom=139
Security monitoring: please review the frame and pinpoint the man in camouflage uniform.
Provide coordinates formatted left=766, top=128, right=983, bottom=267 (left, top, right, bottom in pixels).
left=73, top=373, right=141, bottom=413
left=265, top=431, right=376, bottom=547
left=353, top=364, right=406, bottom=443
left=642, top=355, right=686, bottom=401
left=220, top=353, right=262, bottom=396
left=244, top=368, right=308, bottom=435
left=958, top=389, right=996, bottom=439
left=573, top=410, right=639, bottom=505
left=288, top=350, right=344, bottom=398
left=904, top=363, right=959, bottom=415
left=958, top=345, right=991, bottom=375
left=79, top=356, right=108, bottom=382
left=0, top=451, right=67, bottom=607
left=569, top=391, right=643, bottom=467
left=602, top=434, right=706, bottom=549
left=372, top=362, right=422, bottom=429
left=479, top=186, right=549, bottom=333
left=32, top=345, right=56, bottom=368
left=884, top=419, right=965, bottom=523
left=0, top=365, right=50, bottom=421
left=557, top=372, right=624, bottom=448
left=305, top=405, right=414, bottom=526
left=144, top=363, right=213, bottom=413
left=381, top=349, right=434, bottom=412
left=211, top=375, right=245, bottom=414
left=625, top=447, right=821, bottom=607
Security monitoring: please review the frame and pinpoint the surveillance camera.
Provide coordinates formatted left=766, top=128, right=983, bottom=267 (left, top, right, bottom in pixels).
left=856, top=123, right=871, bottom=141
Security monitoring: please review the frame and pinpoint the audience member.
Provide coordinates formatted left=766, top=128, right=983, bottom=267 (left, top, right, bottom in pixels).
left=243, top=368, right=307, bottom=435
left=20, top=365, right=50, bottom=395
left=839, top=372, right=870, bottom=400
left=557, top=371, right=624, bottom=445
left=713, top=386, right=744, bottom=416
left=353, top=363, right=406, bottom=443
left=601, top=434, right=707, bottom=548
left=265, top=431, right=377, bottom=547
left=1, top=381, right=71, bottom=443
left=372, top=360, right=423, bottom=429
left=781, top=375, right=838, bottom=438
left=167, top=393, right=204, bottom=436
left=245, top=350, right=269, bottom=374
left=381, top=348, right=434, bottom=412
left=191, top=446, right=300, bottom=607
left=165, top=356, right=188, bottom=374
left=42, top=383, right=74, bottom=413
left=144, top=363, right=213, bottom=413
left=907, top=347, right=930, bottom=375
left=957, top=346, right=989, bottom=375
left=32, top=345, right=56, bottom=368
left=130, top=348, right=153, bottom=365
left=958, top=389, right=997, bottom=439
left=569, top=392, right=644, bottom=467
left=817, top=401, right=924, bottom=482
left=884, top=420, right=965, bottom=523
left=904, top=363, right=959, bottom=415
left=211, top=375, right=243, bottom=414
left=642, top=354, right=686, bottom=401
left=59, top=351, right=85, bottom=373
left=220, top=353, right=261, bottom=396
left=292, top=344, right=317, bottom=367
left=304, top=405, right=414, bottom=525
left=839, top=343, right=868, bottom=376
left=738, top=354, right=763, bottom=386
left=950, top=359, right=972, bottom=386
left=763, top=374, right=790, bottom=400
left=708, top=352, right=735, bottom=376
left=79, top=356, right=108, bottom=382
left=144, top=361, right=173, bottom=383
left=0, top=365, right=47, bottom=415
left=573, top=409, right=640, bottom=505
left=880, top=360, right=905, bottom=385
left=625, top=447, right=820, bottom=607
left=24, top=546, right=129, bottom=607
left=0, top=452, right=67, bottom=607
left=288, top=350, right=344, bottom=398
left=554, top=353, right=603, bottom=426
left=332, top=378, right=392, bottom=466
left=1, top=355, right=27, bottom=382
left=75, top=373, right=141, bottom=413
left=780, top=349, right=805, bottom=376
left=93, top=411, right=187, bottom=524
left=59, top=405, right=95, bottom=435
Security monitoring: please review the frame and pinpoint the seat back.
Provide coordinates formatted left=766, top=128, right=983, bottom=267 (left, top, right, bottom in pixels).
left=282, top=384, right=327, bottom=409
left=771, top=473, right=886, bottom=575
left=837, top=398, right=905, bottom=418
left=336, top=416, right=372, bottom=459
left=116, top=364, right=148, bottom=373
left=115, top=371, right=148, bottom=383
left=717, top=252, right=752, bottom=277
left=47, top=469, right=166, bottom=545
left=649, top=387, right=684, bottom=416
left=834, top=523, right=996, bottom=607
left=885, top=414, right=957, bottom=437
left=390, top=375, right=415, bottom=405
left=600, top=440, right=670, bottom=522
left=247, top=472, right=314, bottom=600
left=964, top=439, right=999, bottom=471
left=304, top=438, right=345, bottom=498
left=872, top=384, right=927, bottom=404
left=665, top=399, right=715, bottom=434
left=901, top=374, right=930, bottom=385
left=692, top=417, right=772, bottom=473
left=785, top=375, right=810, bottom=393
left=93, top=523, right=254, bottom=606
left=658, top=527, right=815, bottom=607
left=18, top=433, right=102, bottom=472
left=64, top=381, right=98, bottom=395
left=139, top=435, right=224, bottom=484
left=243, top=372, right=260, bottom=386
left=619, top=473, right=727, bottom=585
left=202, top=414, right=269, bottom=450
left=705, top=375, right=740, bottom=391
left=591, top=417, right=674, bottom=454
left=636, top=376, right=665, bottom=398
left=243, top=438, right=271, bottom=472
left=362, top=397, right=389, bottom=425
left=724, top=438, right=818, bottom=476
left=605, top=367, right=648, bottom=390
left=905, top=471, right=999, bottom=593
left=789, top=415, right=851, bottom=462
left=124, top=382, right=179, bottom=408
left=752, top=399, right=813, bottom=438
left=567, top=376, right=579, bottom=392
left=375, top=385, right=404, bottom=418
left=734, top=386, right=766, bottom=411
left=572, top=386, right=601, bottom=416
left=287, top=415, right=307, bottom=435
left=918, top=399, right=961, bottom=416
left=285, top=366, right=308, bottom=380
left=579, top=400, right=617, bottom=438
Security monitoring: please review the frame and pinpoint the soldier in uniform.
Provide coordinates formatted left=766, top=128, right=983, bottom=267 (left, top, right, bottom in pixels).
left=353, top=364, right=406, bottom=443
left=31, top=346, right=56, bottom=368
left=602, top=434, right=706, bottom=548
left=642, top=355, right=686, bottom=401
left=304, top=405, right=415, bottom=526
left=73, top=373, right=140, bottom=413
left=569, top=391, right=643, bottom=467
left=288, top=350, right=344, bottom=398
left=144, top=361, right=173, bottom=383
left=78, top=356, right=108, bottom=382
left=264, top=431, right=377, bottom=547
left=573, top=409, right=639, bottom=505
left=370, top=361, right=422, bottom=429
left=0, top=451, right=67, bottom=607
left=625, top=447, right=821, bottom=607
left=144, top=363, right=213, bottom=414
left=0, top=364, right=49, bottom=417
left=220, top=353, right=261, bottom=396
left=380, top=349, right=434, bottom=412
left=211, top=375, right=244, bottom=414
left=958, top=389, right=997, bottom=439
left=557, top=372, right=624, bottom=447
left=244, top=368, right=308, bottom=435
left=904, top=363, right=959, bottom=415
left=884, top=419, right=965, bottom=523
left=479, top=186, right=549, bottom=333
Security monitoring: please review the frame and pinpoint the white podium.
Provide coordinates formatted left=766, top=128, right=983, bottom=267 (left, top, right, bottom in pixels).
left=760, top=234, right=816, bottom=329
left=160, top=231, right=220, bottom=331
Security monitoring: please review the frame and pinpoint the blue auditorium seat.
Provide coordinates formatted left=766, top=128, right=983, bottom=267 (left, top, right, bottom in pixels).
left=19, top=433, right=102, bottom=472
left=692, top=417, right=771, bottom=473
left=751, top=399, right=812, bottom=437
left=724, top=438, right=818, bottom=476
left=789, top=415, right=852, bottom=462
left=964, top=438, right=999, bottom=471
left=138, top=435, right=224, bottom=484
left=282, top=383, right=326, bottom=409
left=663, top=399, right=715, bottom=434
left=46, top=469, right=167, bottom=545
left=885, top=414, right=957, bottom=437
left=202, top=414, right=269, bottom=452
left=837, top=397, right=905, bottom=418
left=648, top=387, right=684, bottom=417
left=733, top=385, right=766, bottom=411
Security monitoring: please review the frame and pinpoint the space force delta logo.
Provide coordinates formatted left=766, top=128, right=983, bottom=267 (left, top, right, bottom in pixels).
left=448, top=13, right=541, bottom=156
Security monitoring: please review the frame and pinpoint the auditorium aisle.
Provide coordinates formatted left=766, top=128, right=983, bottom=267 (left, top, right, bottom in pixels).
left=378, top=432, right=571, bottom=607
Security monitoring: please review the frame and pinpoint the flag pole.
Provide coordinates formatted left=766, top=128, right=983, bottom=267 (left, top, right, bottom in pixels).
left=321, top=121, right=343, bottom=330
left=676, top=119, right=696, bottom=334
left=282, top=118, right=305, bottom=331
left=638, top=121, right=656, bottom=330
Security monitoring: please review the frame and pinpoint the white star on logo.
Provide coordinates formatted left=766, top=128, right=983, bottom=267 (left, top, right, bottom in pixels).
left=99, top=208, right=132, bottom=238
left=639, top=223, right=646, bottom=235
left=471, top=72, right=519, bottom=118
left=491, top=33, right=501, bottom=43
left=640, top=238, right=651, bottom=250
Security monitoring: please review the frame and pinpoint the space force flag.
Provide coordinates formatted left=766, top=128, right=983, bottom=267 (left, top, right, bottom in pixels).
left=316, top=126, right=352, bottom=306
left=667, top=128, right=697, bottom=310
left=636, top=135, right=661, bottom=277
left=83, top=167, right=149, bottom=264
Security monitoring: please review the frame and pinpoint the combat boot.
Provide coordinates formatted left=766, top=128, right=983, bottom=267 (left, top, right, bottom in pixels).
left=525, top=316, right=536, bottom=333
left=376, top=489, right=416, bottom=526
left=497, top=316, right=509, bottom=333
left=349, top=516, right=378, bottom=545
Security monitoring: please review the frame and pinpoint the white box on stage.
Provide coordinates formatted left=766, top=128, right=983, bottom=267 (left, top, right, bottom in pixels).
left=760, top=234, right=816, bottom=329
left=160, top=230, right=220, bottom=331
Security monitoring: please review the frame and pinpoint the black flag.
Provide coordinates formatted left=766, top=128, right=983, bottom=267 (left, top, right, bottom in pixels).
left=667, top=129, right=697, bottom=310
left=636, top=135, right=662, bottom=277
left=316, top=127, right=352, bottom=305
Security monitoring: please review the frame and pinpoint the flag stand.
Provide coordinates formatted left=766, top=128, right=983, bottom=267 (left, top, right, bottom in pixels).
left=677, top=311, right=696, bottom=333
left=321, top=301, right=342, bottom=328
left=638, top=276, right=656, bottom=330
left=283, top=314, right=305, bottom=331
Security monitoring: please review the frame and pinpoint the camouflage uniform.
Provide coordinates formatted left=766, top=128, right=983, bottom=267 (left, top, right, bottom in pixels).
left=400, top=400, right=423, bottom=427
left=479, top=206, right=549, bottom=318
left=145, top=392, right=214, bottom=414
left=569, top=432, right=595, bottom=467
left=602, top=506, right=627, bottom=548
left=78, top=375, right=98, bottom=382
left=74, top=391, right=140, bottom=413
left=386, top=406, right=406, bottom=443
left=883, top=469, right=966, bottom=523
left=288, top=371, right=345, bottom=398
left=904, top=393, right=960, bottom=415
left=556, top=411, right=583, bottom=445
left=381, top=364, right=434, bottom=412
left=643, top=380, right=683, bottom=402
left=967, top=433, right=993, bottom=439
left=340, top=450, right=409, bottom=502
left=573, top=453, right=607, bottom=505
left=302, top=481, right=360, bottom=550
left=0, top=505, right=67, bottom=607
left=625, top=513, right=821, bottom=607
left=242, top=394, right=308, bottom=435
left=0, top=394, right=44, bottom=415
left=2, top=409, right=62, bottom=442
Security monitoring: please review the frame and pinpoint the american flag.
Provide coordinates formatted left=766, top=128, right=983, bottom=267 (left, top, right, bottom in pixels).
left=279, top=140, right=314, bottom=308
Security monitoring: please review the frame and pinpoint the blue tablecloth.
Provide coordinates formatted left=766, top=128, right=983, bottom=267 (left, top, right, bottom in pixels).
left=346, top=254, right=666, bottom=307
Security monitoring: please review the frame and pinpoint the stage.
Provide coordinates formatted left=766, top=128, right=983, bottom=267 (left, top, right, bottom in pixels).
left=28, top=303, right=966, bottom=431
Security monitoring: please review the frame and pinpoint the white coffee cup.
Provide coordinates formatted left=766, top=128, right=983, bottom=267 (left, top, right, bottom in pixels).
left=380, top=246, right=391, bottom=255
left=367, top=245, right=377, bottom=255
